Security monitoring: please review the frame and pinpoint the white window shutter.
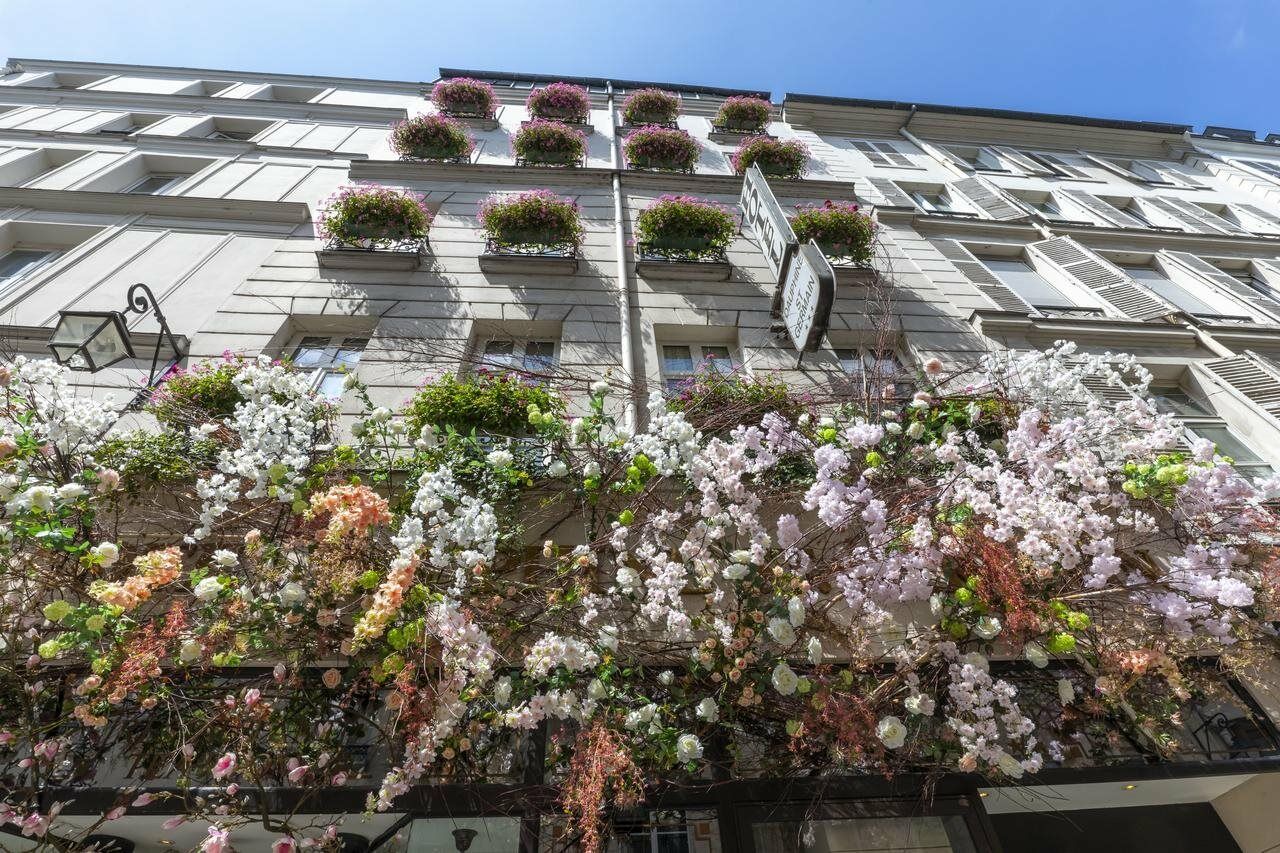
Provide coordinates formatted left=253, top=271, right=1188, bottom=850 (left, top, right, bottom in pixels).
left=1026, top=236, right=1177, bottom=321
left=927, top=238, right=1033, bottom=313
left=1030, top=152, right=1093, bottom=179
left=1141, top=196, right=1249, bottom=235
left=991, top=146, right=1053, bottom=176
left=1081, top=153, right=1146, bottom=182
left=1079, top=374, right=1137, bottom=404
left=1138, top=160, right=1208, bottom=188
left=938, top=145, right=976, bottom=173
left=867, top=177, right=916, bottom=209
left=1233, top=203, right=1280, bottom=237
left=1159, top=251, right=1280, bottom=323
left=1059, top=189, right=1148, bottom=228
left=950, top=176, right=1028, bottom=221
left=1203, top=354, right=1280, bottom=420
left=851, top=139, right=913, bottom=168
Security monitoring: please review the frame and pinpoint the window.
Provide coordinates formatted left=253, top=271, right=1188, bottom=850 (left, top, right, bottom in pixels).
left=834, top=348, right=912, bottom=401
left=1231, top=268, right=1280, bottom=306
left=910, top=188, right=972, bottom=216
left=1022, top=193, right=1086, bottom=224
left=123, top=174, right=183, bottom=195
left=945, top=145, right=1006, bottom=172
left=1240, top=159, right=1280, bottom=182
left=0, top=248, right=58, bottom=294
left=851, top=139, right=914, bottom=167
left=1150, top=385, right=1271, bottom=477
left=1119, top=264, right=1246, bottom=321
left=661, top=344, right=737, bottom=394
left=290, top=335, right=367, bottom=398
left=203, top=118, right=272, bottom=142
left=1029, top=151, right=1092, bottom=179
left=980, top=257, right=1083, bottom=312
left=478, top=339, right=557, bottom=376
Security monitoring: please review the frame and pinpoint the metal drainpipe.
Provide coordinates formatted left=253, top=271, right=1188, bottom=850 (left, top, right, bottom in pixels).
left=606, top=80, right=638, bottom=429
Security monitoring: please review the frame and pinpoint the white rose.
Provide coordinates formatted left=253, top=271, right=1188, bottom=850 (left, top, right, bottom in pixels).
left=547, top=460, right=569, bottom=478
left=675, top=733, right=703, bottom=763
left=26, top=485, right=54, bottom=511
left=904, top=693, right=936, bottom=716
left=658, top=670, right=674, bottom=685
left=877, top=715, right=907, bottom=749
left=961, top=651, right=989, bottom=672
left=624, top=710, right=644, bottom=730
left=787, top=596, right=805, bottom=627
left=974, top=616, right=1002, bottom=640
left=767, top=617, right=796, bottom=647
left=416, top=425, right=438, bottom=450
left=587, top=679, right=607, bottom=700
left=771, top=662, right=799, bottom=696
left=178, top=639, right=202, bottom=664
left=56, top=483, right=86, bottom=502
left=1023, top=642, right=1048, bottom=669
left=92, top=542, right=120, bottom=567
left=1057, top=678, right=1075, bottom=705
left=583, top=461, right=601, bottom=478
left=906, top=421, right=925, bottom=439
left=638, top=703, right=656, bottom=723
left=884, top=422, right=902, bottom=435
left=729, top=549, right=752, bottom=565
left=722, top=564, right=749, bottom=581
left=590, top=380, right=610, bottom=395
left=597, top=626, right=619, bottom=651
left=486, top=449, right=514, bottom=469
left=493, top=676, right=512, bottom=707
left=696, top=697, right=718, bottom=722
left=212, top=549, right=239, bottom=568
left=807, top=636, right=824, bottom=665
left=369, top=407, right=391, bottom=423
left=279, top=582, right=307, bottom=607
left=193, top=577, right=224, bottom=602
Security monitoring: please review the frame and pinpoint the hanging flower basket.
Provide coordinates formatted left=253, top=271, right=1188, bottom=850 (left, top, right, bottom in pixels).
left=730, top=136, right=809, bottom=180
left=620, top=88, right=680, bottom=127
left=318, top=184, right=431, bottom=258
left=791, top=200, right=877, bottom=267
left=623, top=126, right=699, bottom=173
left=390, top=114, right=475, bottom=163
left=527, top=82, right=591, bottom=125
left=430, top=77, right=499, bottom=120
left=712, top=96, right=771, bottom=134
left=513, top=119, right=587, bottom=167
left=634, top=195, right=735, bottom=278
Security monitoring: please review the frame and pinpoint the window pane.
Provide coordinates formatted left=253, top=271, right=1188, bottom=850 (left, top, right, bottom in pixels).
left=522, top=340, right=556, bottom=373
left=701, top=345, right=734, bottom=374
left=1149, top=387, right=1212, bottom=418
left=0, top=249, right=53, bottom=283
left=316, top=371, right=346, bottom=399
left=333, top=338, right=367, bottom=367
left=126, top=174, right=179, bottom=194
left=1190, top=425, right=1266, bottom=465
left=291, top=336, right=332, bottom=368
left=662, top=345, right=693, bottom=375
left=982, top=258, right=1076, bottom=308
left=834, top=348, right=861, bottom=374
left=1121, top=265, right=1224, bottom=317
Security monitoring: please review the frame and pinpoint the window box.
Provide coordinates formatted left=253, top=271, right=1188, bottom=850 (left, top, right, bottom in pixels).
left=632, top=196, right=735, bottom=280
left=710, top=95, right=772, bottom=140
left=791, top=201, right=876, bottom=267
left=620, top=88, right=681, bottom=127
left=521, top=118, right=593, bottom=136
left=731, top=136, right=809, bottom=180
left=317, top=184, right=432, bottom=270
left=513, top=120, right=589, bottom=167
left=479, top=238, right=578, bottom=274
left=526, top=82, right=592, bottom=126
left=317, top=239, right=426, bottom=271
left=430, top=78, right=499, bottom=129
left=444, top=114, right=500, bottom=132
left=635, top=243, right=731, bottom=281
left=623, top=126, right=699, bottom=173
left=708, top=127, right=776, bottom=145
left=391, top=114, right=475, bottom=164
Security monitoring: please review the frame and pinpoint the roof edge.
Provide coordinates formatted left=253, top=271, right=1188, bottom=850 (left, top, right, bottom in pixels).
left=6, top=57, right=429, bottom=92
left=783, top=93, right=1190, bottom=135
left=438, top=67, right=768, bottom=99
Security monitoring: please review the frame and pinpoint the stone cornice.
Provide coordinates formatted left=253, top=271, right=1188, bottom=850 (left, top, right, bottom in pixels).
left=0, top=85, right=407, bottom=124
left=969, top=309, right=1202, bottom=348
left=0, top=186, right=311, bottom=224
left=1052, top=223, right=1280, bottom=256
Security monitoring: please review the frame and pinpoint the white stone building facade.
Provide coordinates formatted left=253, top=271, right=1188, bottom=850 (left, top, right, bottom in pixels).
left=4, top=57, right=1280, bottom=852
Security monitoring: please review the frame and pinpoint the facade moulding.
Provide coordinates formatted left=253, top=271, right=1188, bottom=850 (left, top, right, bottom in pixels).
left=968, top=309, right=1202, bottom=349
left=0, top=186, right=311, bottom=224
left=0, top=125, right=373, bottom=160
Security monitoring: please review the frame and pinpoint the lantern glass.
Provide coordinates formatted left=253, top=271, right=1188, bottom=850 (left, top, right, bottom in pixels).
left=48, top=310, right=133, bottom=371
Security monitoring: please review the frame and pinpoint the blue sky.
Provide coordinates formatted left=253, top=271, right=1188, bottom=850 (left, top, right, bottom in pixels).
left=2, top=0, right=1278, bottom=134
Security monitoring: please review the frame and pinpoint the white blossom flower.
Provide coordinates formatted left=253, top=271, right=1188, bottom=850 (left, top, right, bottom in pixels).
left=807, top=636, right=823, bottom=665
left=676, top=733, right=703, bottom=763
left=995, top=750, right=1025, bottom=778
left=696, top=697, right=718, bottom=722
left=493, top=676, right=512, bottom=707
left=91, top=542, right=120, bottom=566
left=904, top=693, right=936, bottom=716
left=587, top=679, right=607, bottom=700
left=56, top=483, right=86, bottom=502
left=658, top=670, right=674, bottom=685
left=590, top=380, right=610, bottom=395
left=178, top=639, right=202, bottom=664
left=485, top=449, right=514, bottom=469
left=212, top=549, right=239, bottom=568
left=771, top=662, right=799, bottom=696
left=193, top=577, right=224, bottom=602
left=974, top=615, right=1002, bottom=639
left=278, top=582, right=307, bottom=607
left=767, top=617, right=796, bottom=647
left=1023, top=642, right=1049, bottom=668
left=547, top=459, right=569, bottom=478
left=877, top=715, right=907, bottom=749
left=1057, top=679, right=1075, bottom=705
left=787, top=596, right=805, bottom=627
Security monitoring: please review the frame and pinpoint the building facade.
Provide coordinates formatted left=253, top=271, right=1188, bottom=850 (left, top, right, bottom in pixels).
left=3, top=57, right=1280, bottom=852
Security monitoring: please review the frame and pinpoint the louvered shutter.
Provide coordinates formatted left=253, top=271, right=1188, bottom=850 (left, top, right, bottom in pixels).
left=1159, top=251, right=1280, bottom=322
left=1031, top=152, right=1093, bottom=179
left=927, top=238, right=1033, bottom=313
left=867, top=177, right=916, bottom=208
left=991, top=146, right=1054, bottom=176
left=1079, top=374, right=1136, bottom=404
left=1238, top=159, right=1280, bottom=183
left=937, top=145, right=977, bottom=173
left=1233, top=203, right=1280, bottom=236
left=1138, top=160, right=1208, bottom=188
left=950, top=176, right=1028, bottom=221
left=1026, top=236, right=1177, bottom=321
left=1142, top=197, right=1249, bottom=235
left=851, top=139, right=913, bottom=167
left=1081, top=153, right=1147, bottom=182
left=1204, top=354, right=1280, bottom=420
left=1059, top=189, right=1149, bottom=228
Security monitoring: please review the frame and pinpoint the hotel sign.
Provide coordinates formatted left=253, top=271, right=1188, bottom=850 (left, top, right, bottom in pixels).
left=739, top=164, right=836, bottom=355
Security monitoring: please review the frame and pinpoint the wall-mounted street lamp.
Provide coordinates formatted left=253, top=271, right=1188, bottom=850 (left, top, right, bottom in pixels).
left=47, top=283, right=187, bottom=389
